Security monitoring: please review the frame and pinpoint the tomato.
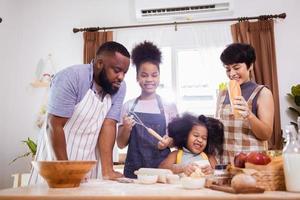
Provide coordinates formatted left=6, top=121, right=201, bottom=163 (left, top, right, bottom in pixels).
left=246, top=152, right=271, bottom=165
left=234, top=152, right=248, bottom=168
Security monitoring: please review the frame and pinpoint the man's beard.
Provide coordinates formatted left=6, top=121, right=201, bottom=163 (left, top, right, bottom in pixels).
left=98, top=69, right=119, bottom=95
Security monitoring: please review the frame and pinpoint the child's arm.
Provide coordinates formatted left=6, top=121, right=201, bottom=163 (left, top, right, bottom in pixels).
left=157, top=101, right=178, bottom=150
left=159, top=151, right=198, bottom=175
left=159, top=150, right=184, bottom=174
left=117, top=115, right=134, bottom=149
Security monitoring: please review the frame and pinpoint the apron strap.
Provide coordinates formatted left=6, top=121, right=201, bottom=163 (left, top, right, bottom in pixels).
left=200, top=152, right=209, bottom=160
left=176, top=149, right=208, bottom=164
left=216, top=90, right=227, bottom=118
left=156, top=95, right=165, bottom=115
left=130, top=95, right=165, bottom=115
left=129, top=97, right=139, bottom=113
left=247, top=85, right=265, bottom=103
left=176, top=149, right=183, bottom=164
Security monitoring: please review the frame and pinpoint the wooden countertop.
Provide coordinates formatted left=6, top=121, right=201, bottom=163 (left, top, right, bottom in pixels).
left=0, top=180, right=299, bottom=200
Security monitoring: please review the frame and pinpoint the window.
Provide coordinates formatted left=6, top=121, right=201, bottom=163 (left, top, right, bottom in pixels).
left=124, top=46, right=228, bottom=116
left=175, top=46, right=228, bottom=116
left=115, top=24, right=232, bottom=159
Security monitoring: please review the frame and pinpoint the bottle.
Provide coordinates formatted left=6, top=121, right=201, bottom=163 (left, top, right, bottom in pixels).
left=283, top=125, right=300, bottom=192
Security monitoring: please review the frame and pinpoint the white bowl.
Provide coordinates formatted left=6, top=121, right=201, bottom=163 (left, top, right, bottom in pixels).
left=166, top=174, right=180, bottom=184
left=134, top=168, right=173, bottom=183
left=181, top=177, right=206, bottom=189
left=137, top=174, right=158, bottom=184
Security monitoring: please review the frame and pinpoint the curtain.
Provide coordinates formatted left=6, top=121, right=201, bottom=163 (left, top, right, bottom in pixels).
left=83, top=31, right=113, bottom=64
left=231, top=20, right=282, bottom=149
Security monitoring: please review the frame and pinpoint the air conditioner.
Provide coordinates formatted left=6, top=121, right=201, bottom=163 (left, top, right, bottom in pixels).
left=134, top=0, right=233, bottom=22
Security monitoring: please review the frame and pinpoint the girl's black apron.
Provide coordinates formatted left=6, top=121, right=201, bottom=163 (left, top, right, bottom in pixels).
left=124, top=95, right=170, bottom=178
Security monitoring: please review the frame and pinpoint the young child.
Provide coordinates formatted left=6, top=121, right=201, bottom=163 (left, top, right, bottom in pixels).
left=159, top=113, right=224, bottom=176
left=117, top=41, right=178, bottom=178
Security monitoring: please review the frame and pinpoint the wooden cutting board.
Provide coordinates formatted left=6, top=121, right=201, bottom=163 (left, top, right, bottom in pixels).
left=209, top=184, right=265, bottom=194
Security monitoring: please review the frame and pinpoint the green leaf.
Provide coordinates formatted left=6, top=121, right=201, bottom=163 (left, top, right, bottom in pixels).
left=218, top=82, right=227, bottom=91
left=287, top=93, right=294, bottom=98
left=9, top=137, right=37, bottom=165
left=290, top=121, right=298, bottom=131
left=288, top=107, right=300, bottom=116
left=22, top=137, right=37, bottom=156
left=295, top=95, right=300, bottom=107
left=291, top=84, right=300, bottom=96
left=9, top=152, right=31, bottom=165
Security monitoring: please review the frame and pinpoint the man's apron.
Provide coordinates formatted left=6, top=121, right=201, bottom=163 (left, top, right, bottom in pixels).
left=216, top=85, right=267, bottom=164
left=28, top=88, right=111, bottom=184
left=124, top=95, right=170, bottom=178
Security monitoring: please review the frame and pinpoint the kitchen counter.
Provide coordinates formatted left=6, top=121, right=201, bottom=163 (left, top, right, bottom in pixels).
left=0, top=180, right=299, bottom=200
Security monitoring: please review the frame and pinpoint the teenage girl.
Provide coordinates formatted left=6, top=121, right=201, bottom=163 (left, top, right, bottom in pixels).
left=117, top=41, right=178, bottom=178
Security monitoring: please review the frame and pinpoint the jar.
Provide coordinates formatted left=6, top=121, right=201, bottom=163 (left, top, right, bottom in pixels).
left=283, top=125, right=300, bottom=192
left=212, top=164, right=231, bottom=185
left=214, top=164, right=228, bottom=176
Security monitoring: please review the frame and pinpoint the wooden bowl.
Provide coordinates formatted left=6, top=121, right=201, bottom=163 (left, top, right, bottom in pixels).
left=32, top=160, right=96, bottom=188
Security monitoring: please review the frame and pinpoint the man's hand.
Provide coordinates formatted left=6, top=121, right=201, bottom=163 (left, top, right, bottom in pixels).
left=47, top=114, right=69, bottom=160
left=102, top=170, right=124, bottom=180
left=99, top=119, right=118, bottom=180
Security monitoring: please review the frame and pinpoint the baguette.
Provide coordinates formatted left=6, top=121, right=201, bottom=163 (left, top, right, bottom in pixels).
left=228, top=80, right=241, bottom=117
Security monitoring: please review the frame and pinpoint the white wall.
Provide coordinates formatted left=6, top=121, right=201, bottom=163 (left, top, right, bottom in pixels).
left=0, top=0, right=299, bottom=189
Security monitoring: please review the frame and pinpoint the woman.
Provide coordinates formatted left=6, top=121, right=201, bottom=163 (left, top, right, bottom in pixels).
left=117, top=41, right=178, bottom=178
left=216, top=43, right=274, bottom=164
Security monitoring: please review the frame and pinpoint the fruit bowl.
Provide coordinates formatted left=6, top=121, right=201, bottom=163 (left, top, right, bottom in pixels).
left=31, top=160, right=96, bottom=188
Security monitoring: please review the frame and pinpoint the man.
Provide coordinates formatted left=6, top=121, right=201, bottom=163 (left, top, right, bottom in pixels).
left=29, top=41, right=130, bottom=184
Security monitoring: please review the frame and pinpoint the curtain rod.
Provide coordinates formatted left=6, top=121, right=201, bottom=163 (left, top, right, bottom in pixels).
left=73, top=13, right=286, bottom=33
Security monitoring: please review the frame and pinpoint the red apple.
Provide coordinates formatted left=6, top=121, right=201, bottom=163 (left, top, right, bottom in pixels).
left=234, top=152, right=248, bottom=168
left=246, top=152, right=271, bottom=165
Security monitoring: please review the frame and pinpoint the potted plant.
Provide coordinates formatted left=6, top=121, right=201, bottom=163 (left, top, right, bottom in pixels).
left=10, top=137, right=37, bottom=164
left=287, top=84, right=300, bottom=129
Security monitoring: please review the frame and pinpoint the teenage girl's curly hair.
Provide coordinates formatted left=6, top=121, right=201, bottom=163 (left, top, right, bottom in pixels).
left=168, top=113, right=224, bottom=156
left=131, top=41, right=161, bottom=74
